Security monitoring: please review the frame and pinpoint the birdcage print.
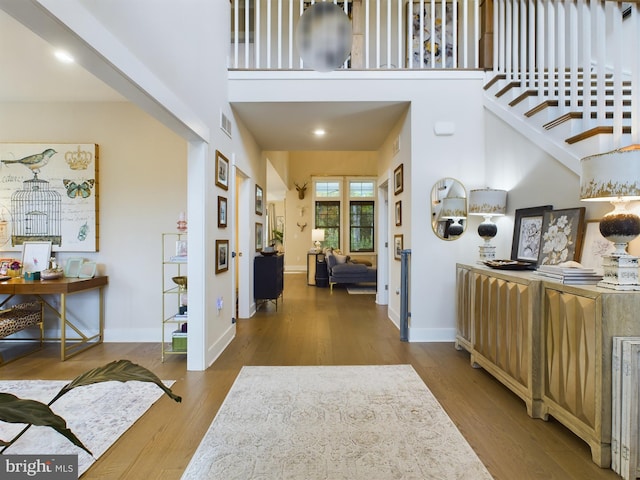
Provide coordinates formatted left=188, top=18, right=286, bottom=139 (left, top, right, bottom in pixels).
left=11, top=176, right=62, bottom=246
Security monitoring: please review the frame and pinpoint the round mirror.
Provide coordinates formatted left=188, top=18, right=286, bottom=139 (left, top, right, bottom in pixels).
left=431, top=178, right=467, bottom=240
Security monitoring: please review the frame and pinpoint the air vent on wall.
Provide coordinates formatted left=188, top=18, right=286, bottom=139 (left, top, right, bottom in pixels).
left=220, top=112, right=232, bottom=138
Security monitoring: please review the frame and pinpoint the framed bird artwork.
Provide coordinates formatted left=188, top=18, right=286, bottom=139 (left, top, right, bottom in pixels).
left=0, top=143, right=99, bottom=252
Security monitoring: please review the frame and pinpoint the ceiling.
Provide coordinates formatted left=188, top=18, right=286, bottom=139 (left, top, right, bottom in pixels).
left=0, top=7, right=407, bottom=155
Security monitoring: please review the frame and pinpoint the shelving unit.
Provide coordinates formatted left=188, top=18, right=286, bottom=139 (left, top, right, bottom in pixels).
left=161, top=232, right=187, bottom=361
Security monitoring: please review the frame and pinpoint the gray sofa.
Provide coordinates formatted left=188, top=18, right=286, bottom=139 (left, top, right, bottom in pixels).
left=325, top=252, right=377, bottom=291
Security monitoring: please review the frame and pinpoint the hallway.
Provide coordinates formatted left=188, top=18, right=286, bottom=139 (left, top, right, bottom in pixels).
left=1, top=273, right=619, bottom=479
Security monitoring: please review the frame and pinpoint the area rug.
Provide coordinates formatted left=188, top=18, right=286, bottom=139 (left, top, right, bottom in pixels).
left=0, top=380, right=174, bottom=476
left=346, top=285, right=376, bottom=294
left=182, top=365, right=493, bottom=479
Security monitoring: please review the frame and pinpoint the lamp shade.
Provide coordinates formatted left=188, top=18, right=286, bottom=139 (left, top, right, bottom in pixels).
left=441, top=197, right=467, bottom=218
left=580, top=145, right=640, bottom=201
left=311, top=228, right=325, bottom=242
left=468, top=189, right=507, bottom=216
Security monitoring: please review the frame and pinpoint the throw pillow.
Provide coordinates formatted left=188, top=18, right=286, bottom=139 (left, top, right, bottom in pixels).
left=334, top=253, right=348, bottom=264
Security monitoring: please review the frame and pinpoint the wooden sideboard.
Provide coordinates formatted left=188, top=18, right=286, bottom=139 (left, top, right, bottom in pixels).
left=456, top=263, right=640, bottom=468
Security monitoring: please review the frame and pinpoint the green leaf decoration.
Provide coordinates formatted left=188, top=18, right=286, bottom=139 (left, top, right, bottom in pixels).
left=51, top=359, right=182, bottom=404
left=0, top=393, right=92, bottom=455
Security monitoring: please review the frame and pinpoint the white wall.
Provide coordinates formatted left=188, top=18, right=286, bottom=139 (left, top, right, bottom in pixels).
left=0, top=102, right=186, bottom=341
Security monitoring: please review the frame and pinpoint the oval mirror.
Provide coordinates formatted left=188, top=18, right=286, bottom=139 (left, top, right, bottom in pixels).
left=431, top=178, right=467, bottom=240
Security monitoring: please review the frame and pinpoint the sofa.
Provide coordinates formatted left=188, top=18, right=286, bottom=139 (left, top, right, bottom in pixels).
left=325, top=251, right=377, bottom=292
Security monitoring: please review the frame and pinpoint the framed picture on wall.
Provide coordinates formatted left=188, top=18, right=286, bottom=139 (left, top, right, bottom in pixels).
left=394, top=164, right=404, bottom=195
left=537, top=207, right=586, bottom=266
left=215, top=150, right=229, bottom=190
left=406, top=1, right=457, bottom=68
left=394, top=234, right=403, bottom=260
left=395, top=201, right=402, bottom=226
left=255, top=223, right=263, bottom=251
left=510, top=205, right=553, bottom=263
left=215, top=239, right=229, bottom=274
left=218, top=196, right=227, bottom=228
left=255, top=184, right=264, bottom=215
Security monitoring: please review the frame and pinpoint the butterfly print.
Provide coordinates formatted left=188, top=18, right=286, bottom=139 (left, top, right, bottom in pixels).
left=63, top=179, right=95, bottom=198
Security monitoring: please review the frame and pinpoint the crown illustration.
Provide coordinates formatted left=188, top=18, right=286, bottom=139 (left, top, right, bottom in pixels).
left=65, top=146, right=92, bottom=170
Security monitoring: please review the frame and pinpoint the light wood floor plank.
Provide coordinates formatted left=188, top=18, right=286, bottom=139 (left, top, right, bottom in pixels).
left=0, top=273, right=619, bottom=479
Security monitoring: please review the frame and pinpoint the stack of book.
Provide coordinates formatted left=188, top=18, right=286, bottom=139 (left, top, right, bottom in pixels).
left=534, top=265, right=603, bottom=284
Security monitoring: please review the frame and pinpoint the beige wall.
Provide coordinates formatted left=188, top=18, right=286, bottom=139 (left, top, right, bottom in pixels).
left=283, top=151, right=378, bottom=271
left=0, top=101, right=187, bottom=341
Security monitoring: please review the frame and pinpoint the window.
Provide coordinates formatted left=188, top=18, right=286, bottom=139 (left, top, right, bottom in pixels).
left=315, top=181, right=341, bottom=198
left=350, top=201, right=374, bottom=252
left=315, top=201, right=340, bottom=249
left=349, top=181, right=375, bottom=198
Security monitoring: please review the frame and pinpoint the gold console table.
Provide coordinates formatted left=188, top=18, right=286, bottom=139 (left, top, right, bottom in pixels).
left=0, top=276, right=108, bottom=361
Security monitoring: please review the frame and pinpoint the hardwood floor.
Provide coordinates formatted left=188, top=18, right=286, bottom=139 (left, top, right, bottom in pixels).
left=0, top=273, right=620, bottom=479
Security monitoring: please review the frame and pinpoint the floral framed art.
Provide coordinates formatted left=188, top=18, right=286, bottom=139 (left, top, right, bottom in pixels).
left=21, top=241, right=52, bottom=273
left=215, top=150, right=229, bottom=190
left=510, top=205, right=553, bottom=263
left=394, top=164, right=404, bottom=195
left=580, top=219, right=615, bottom=272
left=218, top=196, right=227, bottom=228
left=537, top=207, right=586, bottom=266
left=394, top=234, right=403, bottom=260
left=255, top=184, right=264, bottom=215
left=255, top=223, right=263, bottom=251
left=395, top=201, right=402, bottom=226
left=215, top=239, right=229, bottom=274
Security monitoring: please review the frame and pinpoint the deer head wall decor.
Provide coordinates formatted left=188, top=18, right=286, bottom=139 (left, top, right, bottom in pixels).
left=297, top=222, right=307, bottom=232
left=294, top=182, right=308, bottom=199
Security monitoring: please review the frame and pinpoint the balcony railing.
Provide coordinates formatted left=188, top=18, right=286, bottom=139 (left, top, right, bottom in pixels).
left=230, top=0, right=482, bottom=70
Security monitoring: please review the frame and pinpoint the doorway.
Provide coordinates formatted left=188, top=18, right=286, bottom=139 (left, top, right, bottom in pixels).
left=234, top=167, right=252, bottom=319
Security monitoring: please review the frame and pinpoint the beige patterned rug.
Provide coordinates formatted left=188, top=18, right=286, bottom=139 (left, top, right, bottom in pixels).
left=182, top=365, right=493, bottom=479
left=0, top=380, right=173, bottom=477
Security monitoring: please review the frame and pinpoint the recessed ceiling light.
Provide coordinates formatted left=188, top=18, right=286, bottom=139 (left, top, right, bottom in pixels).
left=313, top=129, right=326, bottom=137
left=54, top=50, right=75, bottom=64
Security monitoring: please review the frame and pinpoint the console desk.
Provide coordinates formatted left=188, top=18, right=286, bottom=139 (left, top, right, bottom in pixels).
left=0, top=276, right=108, bottom=361
left=456, top=263, right=640, bottom=468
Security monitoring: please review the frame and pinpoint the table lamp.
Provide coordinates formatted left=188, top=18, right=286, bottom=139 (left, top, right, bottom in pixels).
left=580, top=145, right=640, bottom=290
left=311, top=228, right=325, bottom=252
left=468, top=188, right=508, bottom=261
left=441, top=197, right=467, bottom=237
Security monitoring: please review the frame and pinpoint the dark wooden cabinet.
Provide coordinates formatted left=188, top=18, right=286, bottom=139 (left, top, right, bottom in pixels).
left=254, top=254, right=284, bottom=309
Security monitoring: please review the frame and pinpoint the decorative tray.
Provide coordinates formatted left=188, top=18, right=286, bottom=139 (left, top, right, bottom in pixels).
left=483, top=259, right=535, bottom=270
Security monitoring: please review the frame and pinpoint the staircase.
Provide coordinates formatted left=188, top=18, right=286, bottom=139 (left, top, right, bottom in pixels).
left=483, top=0, right=639, bottom=174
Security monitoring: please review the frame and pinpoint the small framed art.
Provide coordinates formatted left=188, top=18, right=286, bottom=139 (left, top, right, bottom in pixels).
left=215, top=239, right=229, bottom=274
left=22, top=241, right=52, bottom=272
left=255, top=223, right=263, bottom=251
left=215, top=150, right=229, bottom=190
left=255, top=184, right=264, bottom=215
left=510, top=205, right=553, bottom=263
left=218, top=196, right=227, bottom=228
left=395, top=201, right=402, bottom=226
left=394, top=234, right=403, bottom=260
left=537, top=207, right=586, bottom=266
left=580, top=220, right=615, bottom=271
left=394, top=164, right=404, bottom=195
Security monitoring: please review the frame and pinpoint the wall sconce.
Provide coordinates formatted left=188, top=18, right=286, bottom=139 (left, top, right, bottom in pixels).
left=468, top=188, right=508, bottom=262
left=311, top=228, right=325, bottom=252
left=580, top=145, right=640, bottom=290
left=441, top=197, right=467, bottom=237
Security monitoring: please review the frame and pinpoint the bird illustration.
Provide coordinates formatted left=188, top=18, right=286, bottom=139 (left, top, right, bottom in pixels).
left=1, top=148, right=57, bottom=174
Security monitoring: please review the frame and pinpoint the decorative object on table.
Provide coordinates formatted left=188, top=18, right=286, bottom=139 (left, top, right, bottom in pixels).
left=311, top=228, right=325, bottom=252
left=533, top=262, right=603, bottom=285
left=580, top=145, right=640, bottom=290
left=394, top=164, right=404, bottom=195
left=483, top=259, right=535, bottom=270
left=176, top=212, right=187, bottom=233
left=215, top=150, right=229, bottom=190
left=0, top=143, right=98, bottom=252
left=215, top=239, right=229, bottom=274
left=64, top=257, right=84, bottom=278
left=261, top=246, right=277, bottom=256
left=255, top=184, right=264, bottom=215
left=217, top=196, right=227, bottom=228
left=171, top=276, right=188, bottom=315
left=40, top=268, right=64, bottom=280
left=537, top=207, right=586, bottom=266
left=255, top=223, right=263, bottom=251
left=510, top=205, right=553, bottom=264
left=395, top=201, right=402, bottom=226
left=580, top=219, right=616, bottom=272
left=440, top=196, right=467, bottom=237
left=394, top=234, right=404, bottom=260
left=21, top=241, right=52, bottom=274
left=468, top=188, right=508, bottom=262
left=6, top=259, right=22, bottom=277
